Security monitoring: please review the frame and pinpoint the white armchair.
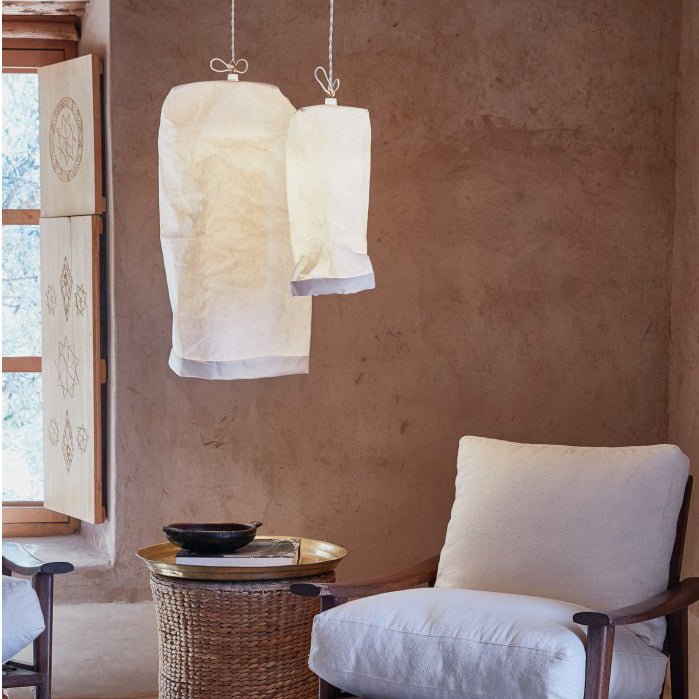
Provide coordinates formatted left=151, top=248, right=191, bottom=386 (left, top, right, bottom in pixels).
left=292, top=436, right=698, bottom=699
left=2, top=542, right=73, bottom=699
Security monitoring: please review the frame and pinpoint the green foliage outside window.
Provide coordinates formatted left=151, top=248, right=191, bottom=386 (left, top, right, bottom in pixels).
left=2, top=73, right=44, bottom=502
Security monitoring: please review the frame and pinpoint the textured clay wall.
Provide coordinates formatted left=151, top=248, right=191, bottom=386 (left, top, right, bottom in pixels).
left=78, top=0, right=117, bottom=562
left=669, top=0, right=699, bottom=692
left=77, top=0, right=679, bottom=603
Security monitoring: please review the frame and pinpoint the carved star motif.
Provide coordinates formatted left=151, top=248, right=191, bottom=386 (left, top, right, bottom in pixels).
left=56, top=337, right=79, bottom=398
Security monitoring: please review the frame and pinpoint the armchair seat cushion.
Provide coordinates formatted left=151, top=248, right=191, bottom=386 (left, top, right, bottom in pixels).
left=2, top=575, right=45, bottom=663
left=309, top=588, right=667, bottom=699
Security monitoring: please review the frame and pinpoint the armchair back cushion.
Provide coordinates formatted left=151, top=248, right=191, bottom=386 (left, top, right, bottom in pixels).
left=435, top=436, right=689, bottom=649
left=2, top=576, right=45, bottom=663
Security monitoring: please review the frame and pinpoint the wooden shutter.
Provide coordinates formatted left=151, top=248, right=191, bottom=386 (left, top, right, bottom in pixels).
left=38, top=53, right=104, bottom=217
left=39, top=53, right=105, bottom=523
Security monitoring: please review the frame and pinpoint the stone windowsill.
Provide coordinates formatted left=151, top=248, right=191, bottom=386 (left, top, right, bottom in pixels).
left=3, top=533, right=112, bottom=572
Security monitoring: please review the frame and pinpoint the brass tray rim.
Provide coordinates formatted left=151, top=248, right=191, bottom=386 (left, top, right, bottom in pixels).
left=136, top=535, right=348, bottom=582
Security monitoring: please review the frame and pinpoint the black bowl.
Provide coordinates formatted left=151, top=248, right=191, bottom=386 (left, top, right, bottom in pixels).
left=163, top=521, right=262, bottom=554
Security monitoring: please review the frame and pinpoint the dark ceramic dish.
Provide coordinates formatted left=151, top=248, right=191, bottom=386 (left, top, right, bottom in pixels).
left=162, top=521, right=263, bottom=554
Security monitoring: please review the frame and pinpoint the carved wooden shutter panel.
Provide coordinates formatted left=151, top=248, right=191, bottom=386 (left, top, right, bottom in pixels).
left=38, top=54, right=105, bottom=523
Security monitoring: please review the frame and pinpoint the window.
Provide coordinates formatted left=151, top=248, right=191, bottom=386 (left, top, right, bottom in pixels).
left=3, top=37, right=80, bottom=537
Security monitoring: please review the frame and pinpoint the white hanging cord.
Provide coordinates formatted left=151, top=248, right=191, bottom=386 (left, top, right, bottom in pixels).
left=314, top=0, right=340, bottom=99
left=210, top=0, right=248, bottom=79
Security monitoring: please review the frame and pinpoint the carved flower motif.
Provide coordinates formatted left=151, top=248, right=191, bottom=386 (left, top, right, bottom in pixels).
left=49, top=96, right=84, bottom=182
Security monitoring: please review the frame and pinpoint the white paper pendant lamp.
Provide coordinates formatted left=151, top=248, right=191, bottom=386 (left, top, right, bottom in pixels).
left=286, top=104, right=373, bottom=296
left=286, top=0, right=375, bottom=297
left=159, top=78, right=312, bottom=379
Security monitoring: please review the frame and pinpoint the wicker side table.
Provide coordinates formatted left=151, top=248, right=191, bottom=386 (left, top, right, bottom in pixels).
left=150, top=570, right=334, bottom=699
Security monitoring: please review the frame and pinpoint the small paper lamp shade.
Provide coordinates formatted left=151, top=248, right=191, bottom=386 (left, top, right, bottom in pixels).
left=286, top=105, right=374, bottom=296
left=159, top=81, right=312, bottom=379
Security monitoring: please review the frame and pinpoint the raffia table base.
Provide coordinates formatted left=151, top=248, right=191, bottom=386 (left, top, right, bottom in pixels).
left=150, top=571, right=334, bottom=699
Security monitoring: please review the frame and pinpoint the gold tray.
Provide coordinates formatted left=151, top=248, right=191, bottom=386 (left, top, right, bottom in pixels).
left=136, top=535, right=347, bottom=581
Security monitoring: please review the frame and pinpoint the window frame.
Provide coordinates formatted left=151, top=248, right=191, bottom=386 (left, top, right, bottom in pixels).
left=3, top=37, right=80, bottom=537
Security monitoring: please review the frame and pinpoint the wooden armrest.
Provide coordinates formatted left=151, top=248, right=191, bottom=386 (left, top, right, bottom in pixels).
left=573, top=578, right=699, bottom=627
left=2, top=541, right=74, bottom=576
left=291, top=555, right=439, bottom=599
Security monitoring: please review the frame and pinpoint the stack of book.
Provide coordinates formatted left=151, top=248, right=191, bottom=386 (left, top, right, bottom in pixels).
left=175, top=537, right=301, bottom=567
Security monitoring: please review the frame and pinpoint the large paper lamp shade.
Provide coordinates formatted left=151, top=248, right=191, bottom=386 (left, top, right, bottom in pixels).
left=286, top=105, right=374, bottom=296
left=159, top=81, right=312, bottom=380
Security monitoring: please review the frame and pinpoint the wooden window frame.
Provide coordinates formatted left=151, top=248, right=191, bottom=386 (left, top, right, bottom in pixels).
left=2, top=38, right=80, bottom=537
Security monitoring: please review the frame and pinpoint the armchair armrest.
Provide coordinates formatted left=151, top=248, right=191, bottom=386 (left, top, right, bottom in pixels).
left=573, top=578, right=699, bottom=627
left=291, top=554, right=440, bottom=599
left=2, top=541, right=74, bottom=576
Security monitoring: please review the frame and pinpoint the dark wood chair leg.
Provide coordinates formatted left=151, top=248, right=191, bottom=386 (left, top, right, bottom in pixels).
left=583, top=625, right=615, bottom=699
left=667, top=608, right=688, bottom=699
left=32, top=573, right=54, bottom=699
left=319, top=677, right=342, bottom=699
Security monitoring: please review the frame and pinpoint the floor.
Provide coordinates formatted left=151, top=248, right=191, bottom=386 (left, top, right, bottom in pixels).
left=10, top=601, right=157, bottom=699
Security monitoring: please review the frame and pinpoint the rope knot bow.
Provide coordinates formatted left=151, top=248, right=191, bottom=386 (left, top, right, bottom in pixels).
left=314, top=66, right=340, bottom=98
left=210, top=57, right=249, bottom=76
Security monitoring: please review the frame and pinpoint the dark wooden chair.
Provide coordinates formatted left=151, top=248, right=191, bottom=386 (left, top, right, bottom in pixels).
left=293, top=476, right=698, bottom=699
left=2, top=542, right=74, bottom=699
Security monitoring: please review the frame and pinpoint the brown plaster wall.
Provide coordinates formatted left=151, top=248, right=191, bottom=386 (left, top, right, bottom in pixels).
left=669, top=0, right=699, bottom=692
left=78, top=0, right=116, bottom=563
left=72, top=0, right=680, bottom=604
